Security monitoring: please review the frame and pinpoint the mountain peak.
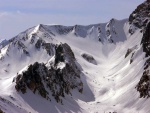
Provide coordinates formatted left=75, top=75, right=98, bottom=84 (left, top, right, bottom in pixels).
left=1, top=1, right=150, bottom=113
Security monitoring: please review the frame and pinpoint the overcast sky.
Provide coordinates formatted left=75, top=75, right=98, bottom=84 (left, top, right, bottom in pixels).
left=0, top=0, right=144, bottom=39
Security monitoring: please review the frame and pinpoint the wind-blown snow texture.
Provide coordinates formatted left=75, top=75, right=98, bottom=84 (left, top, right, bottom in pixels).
left=0, top=1, right=150, bottom=113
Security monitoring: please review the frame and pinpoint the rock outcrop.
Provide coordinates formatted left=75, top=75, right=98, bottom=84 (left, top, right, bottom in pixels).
left=141, top=22, right=150, bottom=57
left=129, top=0, right=150, bottom=29
left=81, top=53, right=97, bottom=65
left=130, top=0, right=150, bottom=98
left=14, top=43, right=83, bottom=103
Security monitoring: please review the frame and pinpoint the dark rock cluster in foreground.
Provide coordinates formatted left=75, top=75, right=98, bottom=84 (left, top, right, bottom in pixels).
left=14, top=43, right=83, bottom=103
left=129, top=0, right=150, bottom=98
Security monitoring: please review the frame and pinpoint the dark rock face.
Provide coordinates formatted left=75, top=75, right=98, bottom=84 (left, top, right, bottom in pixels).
left=141, top=22, right=150, bottom=57
left=55, top=25, right=73, bottom=35
left=15, top=62, right=49, bottom=98
left=129, top=1, right=150, bottom=29
left=128, top=1, right=150, bottom=35
left=14, top=43, right=83, bottom=103
left=129, top=1, right=150, bottom=97
left=125, top=46, right=138, bottom=64
left=81, top=53, right=97, bottom=65
left=125, top=49, right=135, bottom=64
left=136, top=58, right=150, bottom=98
left=35, top=39, right=45, bottom=49
left=136, top=70, right=150, bottom=98
left=54, top=44, right=65, bottom=65
left=47, top=62, right=83, bottom=102
left=125, top=49, right=132, bottom=58
left=35, top=38, right=55, bottom=56
left=106, top=19, right=116, bottom=43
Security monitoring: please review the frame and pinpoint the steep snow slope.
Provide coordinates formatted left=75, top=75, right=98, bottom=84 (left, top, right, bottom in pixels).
left=0, top=1, right=150, bottom=112
left=49, top=21, right=146, bottom=113
left=0, top=19, right=145, bottom=113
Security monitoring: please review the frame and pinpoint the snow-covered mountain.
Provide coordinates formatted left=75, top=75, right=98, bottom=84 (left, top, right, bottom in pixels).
left=0, top=1, right=150, bottom=113
left=0, top=39, right=8, bottom=49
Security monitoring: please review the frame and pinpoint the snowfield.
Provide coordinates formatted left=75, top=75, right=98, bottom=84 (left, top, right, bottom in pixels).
left=0, top=16, right=149, bottom=113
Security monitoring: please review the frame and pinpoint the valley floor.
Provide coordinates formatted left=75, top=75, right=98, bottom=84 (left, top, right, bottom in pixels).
left=51, top=28, right=147, bottom=113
